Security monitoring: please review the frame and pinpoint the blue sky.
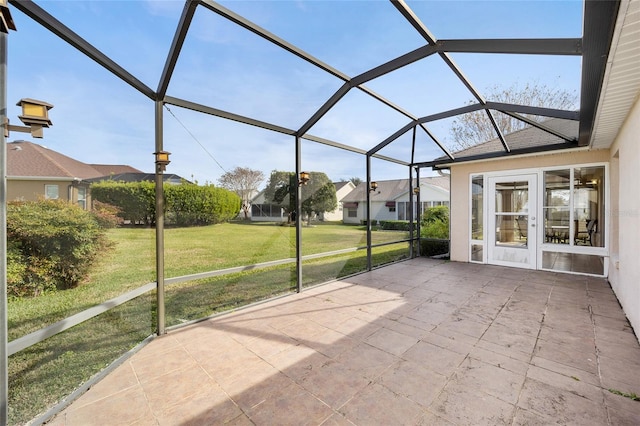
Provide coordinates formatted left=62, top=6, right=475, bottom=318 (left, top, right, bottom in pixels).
left=5, top=0, right=583, bottom=185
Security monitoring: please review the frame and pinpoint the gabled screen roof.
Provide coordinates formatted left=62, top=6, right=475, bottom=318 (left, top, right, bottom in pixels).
left=7, top=0, right=619, bottom=175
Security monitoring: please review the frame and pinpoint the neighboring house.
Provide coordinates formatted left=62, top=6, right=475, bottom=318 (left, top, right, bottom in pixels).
left=6, top=141, right=189, bottom=210
left=6, top=140, right=143, bottom=210
left=250, top=189, right=286, bottom=222
left=319, top=181, right=356, bottom=222
left=250, top=181, right=356, bottom=223
left=341, top=176, right=450, bottom=224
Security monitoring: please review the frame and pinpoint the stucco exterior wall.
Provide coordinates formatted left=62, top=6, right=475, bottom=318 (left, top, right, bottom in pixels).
left=608, top=97, right=640, bottom=341
left=448, top=148, right=610, bottom=263
left=8, top=179, right=75, bottom=203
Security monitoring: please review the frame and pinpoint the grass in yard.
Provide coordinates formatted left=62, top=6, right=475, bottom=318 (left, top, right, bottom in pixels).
left=8, top=222, right=405, bottom=339
left=8, top=221, right=409, bottom=425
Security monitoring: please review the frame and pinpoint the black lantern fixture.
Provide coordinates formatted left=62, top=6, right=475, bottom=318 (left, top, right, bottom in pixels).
left=298, top=171, right=310, bottom=186
left=369, top=181, right=378, bottom=192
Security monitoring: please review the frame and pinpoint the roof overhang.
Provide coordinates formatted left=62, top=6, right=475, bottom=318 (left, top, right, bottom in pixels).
left=589, top=0, right=640, bottom=149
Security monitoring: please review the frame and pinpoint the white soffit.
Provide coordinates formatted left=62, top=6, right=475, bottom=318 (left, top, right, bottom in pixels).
left=591, top=0, right=640, bottom=149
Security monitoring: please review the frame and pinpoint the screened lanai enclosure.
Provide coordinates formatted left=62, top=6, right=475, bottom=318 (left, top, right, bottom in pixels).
left=0, top=0, right=622, bottom=424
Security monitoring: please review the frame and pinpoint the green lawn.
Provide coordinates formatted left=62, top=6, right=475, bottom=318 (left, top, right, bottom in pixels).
left=9, top=221, right=405, bottom=339
left=8, top=221, right=409, bottom=425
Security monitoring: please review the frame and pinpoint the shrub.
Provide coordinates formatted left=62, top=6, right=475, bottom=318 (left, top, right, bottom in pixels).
left=91, top=201, right=123, bottom=228
left=420, top=238, right=450, bottom=257
left=91, top=180, right=155, bottom=225
left=420, top=206, right=450, bottom=239
left=165, top=184, right=240, bottom=226
left=380, top=220, right=411, bottom=231
left=419, top=205, right=450, bottom=257
left=7, top=200, right=110, bottom=296
left=91, top=181, right=240, bottom=227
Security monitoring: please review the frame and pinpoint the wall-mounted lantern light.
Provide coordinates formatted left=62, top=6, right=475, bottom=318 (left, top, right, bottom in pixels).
left=298, top=171, right=310, bottom=186
left=154, top=151, right=171, bottom=172
left=369, top=181, right=378, bottom=192
left=3, top=98, right=53, bottom=138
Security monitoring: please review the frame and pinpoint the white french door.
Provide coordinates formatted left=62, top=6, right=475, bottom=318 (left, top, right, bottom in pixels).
left=487, top=174, right=537, bottom=269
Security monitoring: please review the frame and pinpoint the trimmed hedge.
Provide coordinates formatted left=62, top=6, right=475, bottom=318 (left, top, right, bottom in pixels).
left=7, top=200, right=110, bottom=297
left=420, top=238, right=450, bottom=257
left=379, top=220, right=412, bottom=231
left=165, top=184, right=241, bottom=226
left=91, top=181, right=241, bottom=226
left=90, top=181, right=155, bottom=225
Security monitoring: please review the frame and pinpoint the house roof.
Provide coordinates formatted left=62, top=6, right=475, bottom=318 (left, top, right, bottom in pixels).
left=341, top=176, right=449, bottom=203
left=89, top=164, right=143, bottom=176
left=333, top=181, right=351, bottom=191
left=437, top=118, right=579, bottom=165
left=7, top=141, right=108, bottom=179
left=590, top=0, right=640, bottom=149
left=7, top=141, right=144, bottom=180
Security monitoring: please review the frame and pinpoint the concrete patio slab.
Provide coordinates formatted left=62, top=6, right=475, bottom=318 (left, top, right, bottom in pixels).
left=47, top=258, right=640, bottom=425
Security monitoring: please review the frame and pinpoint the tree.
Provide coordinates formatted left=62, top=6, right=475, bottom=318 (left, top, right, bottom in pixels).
left=263, top=170, right=337, bottom=225
left=217, top=167, right=264, bottom=220
left=448, top=81, right=578, bottom=150
left=345, top=177, right=362, bottom=187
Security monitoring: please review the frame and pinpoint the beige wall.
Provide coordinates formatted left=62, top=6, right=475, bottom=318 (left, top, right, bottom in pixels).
left=607, top=97, right=640, bottom=341
left=7, top=179, right=72, bottom=202
left=7, top=179, right=92, bottom=209
left=448, top=149, right=610, bottom=263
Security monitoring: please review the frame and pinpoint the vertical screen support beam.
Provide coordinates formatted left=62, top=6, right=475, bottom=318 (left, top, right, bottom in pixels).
left=409, top=163, right=415, bottom=258
left=295, top=135, right=302, bottom=292
left=154, top=101, right=166, bottom=335
left=366, top=154, right=372, bottom=271
left=415, top=167, right=421, bottom=257
left=0, top=31, right=9, bottom=426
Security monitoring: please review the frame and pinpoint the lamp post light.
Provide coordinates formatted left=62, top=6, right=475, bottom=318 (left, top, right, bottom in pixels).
left=298, top=171, right=310, bottom=186
left=0, top=0, right=15, bottom=34
left=154, top=150, right=171, bottom=172
left=3, top=98, right=54, bottom=139
left=369, top=181, right=378, bottom=192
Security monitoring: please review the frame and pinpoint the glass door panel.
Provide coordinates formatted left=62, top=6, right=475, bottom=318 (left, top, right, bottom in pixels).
left=488, top=175, right=537, bottom=269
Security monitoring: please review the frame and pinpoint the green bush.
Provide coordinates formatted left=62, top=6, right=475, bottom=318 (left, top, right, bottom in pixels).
left=165, top=184, right=241, bottom=226
left=91, top=180, right=155, bottom=225
left=7, top=200, right=110, bottom=296
left=420, top=238, right=450, bottom=257
left=380, top=220, right=411, bottom=231
left=420, top=206, right=450, bottom=239
left=91, top=201, right=123, bottom=228
left=91, top=181, right=240, bottom=227
left=418, top=205, right=449, bottom=257
left=6, top=241, right=29, bottom=296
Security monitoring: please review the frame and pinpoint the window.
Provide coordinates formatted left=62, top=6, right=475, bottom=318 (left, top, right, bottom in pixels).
left=543, top=166, right=605, bottom=248
left=77, top=187, right=87, bottom=209
left=45, top=184, right=59, bottom=200
left=388, top=206, right=396, bottom=212
left=347, top=208, right=357, bottom=218
left=470, top=175, right=484, bottom=263
left=251, top=204, right=282, bottom=217
left=397, top=202, right=409, bottom=220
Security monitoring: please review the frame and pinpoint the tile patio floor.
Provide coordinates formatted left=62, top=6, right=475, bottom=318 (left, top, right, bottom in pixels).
left=48, top=258, right=640, bottom=425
